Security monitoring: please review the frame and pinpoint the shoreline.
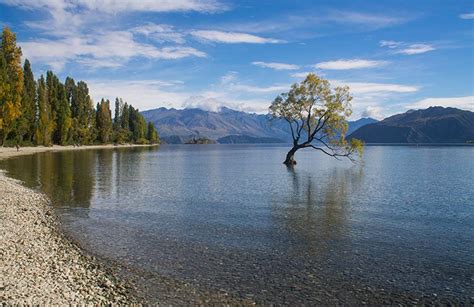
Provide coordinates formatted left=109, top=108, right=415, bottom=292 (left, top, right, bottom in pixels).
left=0, top=171, right=141, bottom=304
left=0, top=144, right=156, bottom=304
left=0, top=143, right=159, bottom=161
left=0, top=144, right=249, bottom=304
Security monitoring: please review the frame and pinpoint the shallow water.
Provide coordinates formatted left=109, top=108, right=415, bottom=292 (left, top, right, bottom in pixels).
left=2, top=145, right=473, bottom=303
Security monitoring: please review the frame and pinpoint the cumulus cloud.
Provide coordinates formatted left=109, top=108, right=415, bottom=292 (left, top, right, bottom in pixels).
left=87, top=79, right=190, bottom=111
left=459, top=13, right=474, bottom=19
left=191, top=30, right=283, bottom=44
left=329, top=80, right=420, bottom=120
left=314, top=59, right=387, bottom=70
left=182, top=96, right=223, bottom=112
left=87, top=76, right=279, bottom=114
left=404, top=96, right=474, bottom=111
left=361, top=106, right=384, bottom=119
left=252, top=61, right=300, bottom=70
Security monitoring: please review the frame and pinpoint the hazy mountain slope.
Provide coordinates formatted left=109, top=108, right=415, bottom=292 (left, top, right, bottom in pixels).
left=348, top=107, right=474, bottom=143
left=141, top=107, right=291, bottom=141
left=347, top=118, right=379, bottom=135
left=142, top=107, right=378, bottom=144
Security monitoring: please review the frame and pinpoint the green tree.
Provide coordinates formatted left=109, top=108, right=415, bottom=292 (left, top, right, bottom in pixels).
left=72, top=81, right=95, bottom=145
left=147, top=122, right=159, bottom=144
left=95, top=98, right=113, bottom=143
left=269, top=73, right=363, bottom=166
left=129, top=105, right=147, bottom=143
left=17, top=59, right=36, bottom=143
left=35, top=75, right=54, bottom=146
left=46, top=71, right=72, bottom=145
left=0, top=27, right=23, bottom=145
left=120, top=102, right=130, bottom=131
left=56, top=83, right=72, bottom=145
left=113, top=97, right=122, bottom=130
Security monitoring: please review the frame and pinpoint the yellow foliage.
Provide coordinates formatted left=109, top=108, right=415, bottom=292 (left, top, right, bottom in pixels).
left=270, top=73, right=364, bottom=163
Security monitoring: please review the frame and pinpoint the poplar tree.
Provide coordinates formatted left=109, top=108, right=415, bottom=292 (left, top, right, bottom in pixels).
left=19, top=59, right=36, bottom=143
left=56, top=83, right=72, bottom=145
left=147, top=122, right=159, bottom=144
left=0, top=27, right=160, bottom=147
left=129, top=106, right=147, bottom=143
left=36, top=75, right=54, bottom=146
left=73, top=81, right=95, bottom=145
left=46, top=71, right=59, bottom=143
left=0, top=27, right=23, bottom=145
left=95, top=98, right=112, bottom=143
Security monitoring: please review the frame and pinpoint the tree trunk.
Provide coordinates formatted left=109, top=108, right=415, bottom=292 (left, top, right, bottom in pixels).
left=283, top=145, right=299, bottom=166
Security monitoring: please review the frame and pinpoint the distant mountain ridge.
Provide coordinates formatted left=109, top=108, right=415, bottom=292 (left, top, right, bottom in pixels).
left=141, top=107, right=378, bottom=144
left=348, top=107, right=474, bottom=143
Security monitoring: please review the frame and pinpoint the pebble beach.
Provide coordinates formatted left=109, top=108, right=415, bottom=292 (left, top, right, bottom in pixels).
left=0, top=145, right=150, bottom=304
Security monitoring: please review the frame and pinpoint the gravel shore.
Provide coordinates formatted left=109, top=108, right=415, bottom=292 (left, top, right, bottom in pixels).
left=0, top=171, right=140, bottom=304
left=0, top=145, right=252, bottom=305
left=0, top=145, right=152, bottom=304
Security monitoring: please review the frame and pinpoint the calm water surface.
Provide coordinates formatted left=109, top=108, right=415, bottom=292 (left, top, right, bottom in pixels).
left=1, top=145, right=473, bottom=303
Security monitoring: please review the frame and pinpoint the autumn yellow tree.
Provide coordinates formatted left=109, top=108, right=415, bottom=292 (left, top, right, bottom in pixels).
left=269, top=73, right=363, bottom=166
left=0, top=27, right=23, bottom=145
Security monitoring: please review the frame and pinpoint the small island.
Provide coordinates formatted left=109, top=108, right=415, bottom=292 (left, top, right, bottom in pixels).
left=184, top=137, right=216, bottom=144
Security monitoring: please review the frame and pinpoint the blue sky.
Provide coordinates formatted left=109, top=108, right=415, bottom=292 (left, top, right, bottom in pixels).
left=0, top=0, right=473, bottom=119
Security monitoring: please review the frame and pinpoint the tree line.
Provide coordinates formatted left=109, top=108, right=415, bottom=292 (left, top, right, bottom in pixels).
left=0, top=27, right=159, bottom=147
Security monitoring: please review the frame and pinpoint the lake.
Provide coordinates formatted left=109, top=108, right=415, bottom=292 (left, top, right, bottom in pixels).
left=1, top=145, right=473, bottom=304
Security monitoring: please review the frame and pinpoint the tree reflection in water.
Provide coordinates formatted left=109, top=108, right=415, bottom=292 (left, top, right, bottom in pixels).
left=274, top=166, right=364, bottom=256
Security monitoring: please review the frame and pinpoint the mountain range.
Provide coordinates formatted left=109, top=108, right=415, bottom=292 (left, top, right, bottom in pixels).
left=141, top=107, right=378, bottom=144
left=142, top=106, right=473, bottom=144
left=348, top=107, right=474, bottom=143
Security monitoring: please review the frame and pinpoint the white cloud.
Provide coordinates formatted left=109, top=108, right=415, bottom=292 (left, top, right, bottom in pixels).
left=88, top=79, right=190, bottom=111
left=379, top=40, right=401, bottom=48
left=324, top=10, right=407, bottom=28
left=191, top=30, right=283, bottom=44
left=182, top=96, right=223, bottom=112
left=396, top=43, right=435, bottom=55
left=0, top=0, right=226, bottom=13
left=252, top=61, right=300, bottom=70
left=314, top=59, right=388, bottom=70
left=404, top=96, right=474, bottom=111
left=331, top=80, right=419, bottom=94
left=380, top=40, right=436, bottom=55
left=131, top=23, right=185, bottom=44
left=330, top=80, right=420, bottom=120
left=86, top=77, right=277, bottom=114
left=291, top=72, right=311, bottom=78
left=231, top=84, right=288, bottom=94
left=290, top=71, right=326, bottom=78
left=1, top=0, right=227, bottom=37
left=459, top=13, right=474, bottom=19
left=361, top=106, right=384, bottom=120
left=20, top=30, right=206, bottom=70
left=220, top=71, right=238, bottom=84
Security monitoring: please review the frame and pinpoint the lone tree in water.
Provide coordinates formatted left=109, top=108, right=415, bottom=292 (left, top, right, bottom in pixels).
left=269, top=74, right=363, bottom=166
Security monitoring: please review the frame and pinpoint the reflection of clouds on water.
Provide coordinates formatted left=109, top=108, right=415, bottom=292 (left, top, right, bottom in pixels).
left=273, top=166, right=364, bottom=255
